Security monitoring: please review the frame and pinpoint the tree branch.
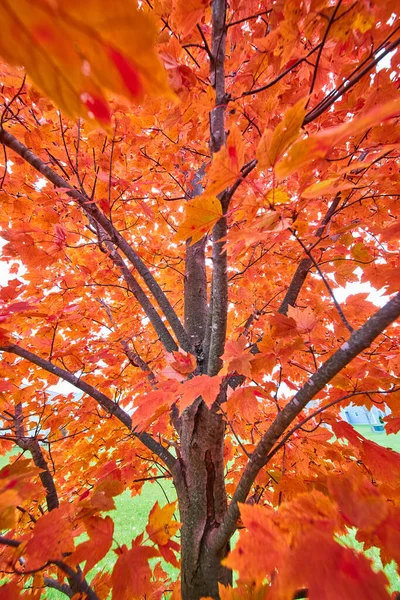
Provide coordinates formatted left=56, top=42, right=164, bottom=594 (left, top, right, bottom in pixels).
left=0, top=127, right=193, bottom=353
left=304, top=36, right=400, bottom=125
left=0, top=538, right=98, bottom=600
left=98, top=237, right=178, bottom=352
left=307, top=0, right=343, bottom=101
left=278, top=193, right=342, bottom=314
left=212, top=292, right=400, bottom=552
left=266, top=387, right=399, bottom=463
left=13, top=403, right=59, bottom=511
left=290, top=229, right=354, bottom=333
left=207, top=0, right=228, bottom=376
left=0, top=344, right=176, bottom=471
left=43, top=578, right=73, bottom=598
left=184, top=165, right=209, bottom=357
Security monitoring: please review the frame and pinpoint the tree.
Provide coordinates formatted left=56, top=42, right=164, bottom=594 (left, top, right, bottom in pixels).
left=0, top=0, right=399, bottom=598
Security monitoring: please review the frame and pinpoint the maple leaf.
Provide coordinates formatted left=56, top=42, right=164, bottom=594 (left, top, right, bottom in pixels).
left=85, top=476, right=125, bottom=512
left=67, top=515, right=114, bottom=575
left=111, top=540, right=158, bottom=600
left=23, top=505, right=75, bottom=570
left=257, top=96, right=307, bottom=170
left=384, top=416, right=400, bottom=435
left=205, top=125, right=246, bottom=196
left=223, top=503, right=288, bottom=584
left=226, top=386, right=269, bottom=423
left=173, top=0, right=209, bottom=38
left=146, top=500, right=181, bottom=546
left=221, top=337, right=252, bottom=377
left=268, top=312, right=298, bottom=338
left=179, top=374, right=222, bottom=411
left=287, top=305, right=318, bottom=333
left=131, top=387, right=175, bottom=432
left=361, top=439, right=400, bottom=488
left=272, top=531, right=391, bottom=600
left=0, top=0, right=172, bottom=125
left=328, top=465, right=388, bottom=532
left=0, top=460, right=42, bottom=529
left=176, top=195, right=223, bottom=244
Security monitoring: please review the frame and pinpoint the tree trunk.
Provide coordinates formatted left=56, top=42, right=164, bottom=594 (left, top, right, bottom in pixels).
left=173, top=401, right=231, bottom=600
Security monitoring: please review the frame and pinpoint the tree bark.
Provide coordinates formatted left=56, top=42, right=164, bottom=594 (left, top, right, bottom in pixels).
left=173, top=401, right=231, bottom=600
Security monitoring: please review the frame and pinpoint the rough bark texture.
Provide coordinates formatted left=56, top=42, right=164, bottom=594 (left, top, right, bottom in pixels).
left=173, top=401, right=231, bottom=600
left=184, top=165, right=209, bottom=357
left=185, top=237, right=209, bottom=355
left=14, top=403, right=59, bottom=512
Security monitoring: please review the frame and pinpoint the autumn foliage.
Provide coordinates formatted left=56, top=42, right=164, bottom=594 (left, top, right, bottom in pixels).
left=0, top=0, right=400, bottom=599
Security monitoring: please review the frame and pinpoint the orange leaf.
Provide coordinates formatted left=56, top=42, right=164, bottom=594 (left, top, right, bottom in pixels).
left=223, top=503, right=288, bottom=584
left=179, top=374, right=222, bottom=411
left=257, top=96, right=307, bottom=170
left=131, top=388, right=174, bottom=432
left=277, top=490, right=339, bottom=536
left=111, top=540, right=158, bottom=600
left=205, top=125, right=245, bottom=196
left=328, top=466, right=387, bottom=532
left=146, top=501, right=181, bottom=546
left=226, top=387, right=263, bottom=423
left=176, top=195, right=223, bottom=244
left=276, top=97, right=400, bottom=178
left=24, top=505, right=75, bottom=570
left=173, top=0, right=209, bottom=38
left=268, top=312, right=298, bottom=338
left=287, top=305, right=317, bottom=333
left=165, top=350, right=197, bottom=375
left=221, top=337, right=252, bottom=377
left=67, top=515, right=114, bottom=575
left=272, top=532, right=391, bottom=600
left=0, top=0, right=172, bottom=125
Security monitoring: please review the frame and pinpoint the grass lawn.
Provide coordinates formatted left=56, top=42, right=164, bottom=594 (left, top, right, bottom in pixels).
left=353, top=423, right=400, bottom=452
left=1, top=425, right=399, bottom=597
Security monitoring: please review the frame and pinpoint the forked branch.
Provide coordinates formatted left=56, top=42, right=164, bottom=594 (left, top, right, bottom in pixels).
left=0, top=127, right=192, bottom=353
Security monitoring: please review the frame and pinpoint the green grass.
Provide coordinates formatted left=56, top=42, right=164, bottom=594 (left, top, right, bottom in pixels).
left=353, top=424, right=400, bottom=452
left=2, top=426, right=400, bottom=597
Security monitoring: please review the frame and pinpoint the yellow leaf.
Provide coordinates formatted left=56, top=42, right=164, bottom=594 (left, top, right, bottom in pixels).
left=257, top=96, right=307, bottom=169
left=146, top=501, right=181, bottom=546
left=353, top=11, right=375, bottom=33
left=0, top=0, right=172, bottom=125
left=266, top=189, right=291, bottom=205
left=351, top=242, right=373, bottom=263
left=176, top=195, right=223, bottom=244
left=302, top=178, right=355, bottom=198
